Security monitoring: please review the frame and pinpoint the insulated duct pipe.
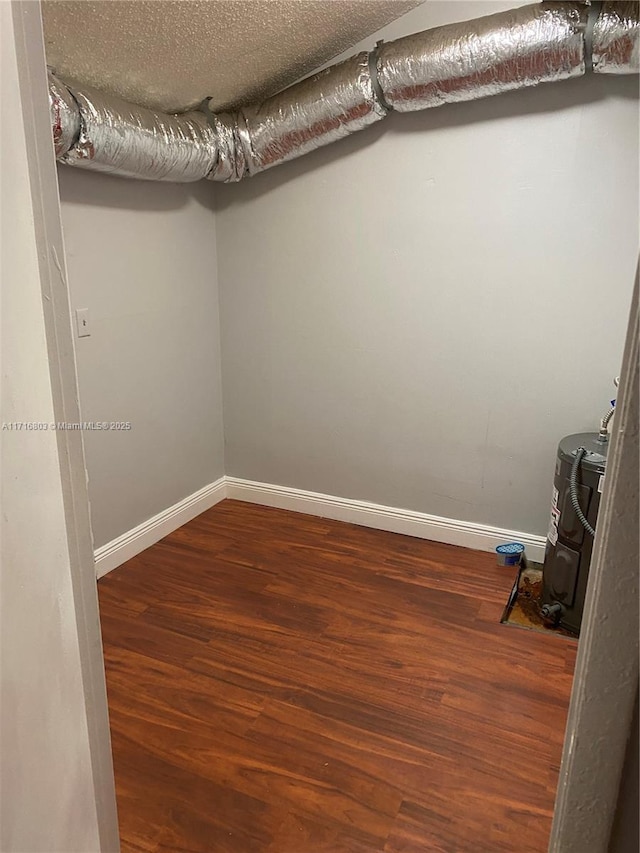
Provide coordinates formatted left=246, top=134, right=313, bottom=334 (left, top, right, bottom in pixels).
left=49, top=0, right=639, bottom=183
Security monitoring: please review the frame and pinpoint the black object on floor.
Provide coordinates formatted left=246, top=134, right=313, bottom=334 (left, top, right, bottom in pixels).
left=501, top=563, right=577, bottom=638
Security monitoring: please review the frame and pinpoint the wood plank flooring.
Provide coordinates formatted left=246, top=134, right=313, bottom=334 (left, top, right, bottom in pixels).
left=98, top=500, right=577, bottom=853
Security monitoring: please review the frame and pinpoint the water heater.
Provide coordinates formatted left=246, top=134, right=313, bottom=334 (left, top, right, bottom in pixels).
left=540, top=383, right=617, bottom=634
left=541, top=432, right=609, bottom=634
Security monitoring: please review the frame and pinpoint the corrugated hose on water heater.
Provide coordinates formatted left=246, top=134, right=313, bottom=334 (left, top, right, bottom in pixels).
left=570, top=400, right=616, bottom=537
left=570, top=450, right=596, bottom=537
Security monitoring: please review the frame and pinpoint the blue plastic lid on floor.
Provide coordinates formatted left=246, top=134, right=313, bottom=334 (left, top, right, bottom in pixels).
left=496, top=542, right=525, bottom=555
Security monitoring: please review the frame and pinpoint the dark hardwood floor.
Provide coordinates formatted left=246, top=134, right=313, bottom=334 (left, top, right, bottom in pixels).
left=98, top=499, right=577, bottom=853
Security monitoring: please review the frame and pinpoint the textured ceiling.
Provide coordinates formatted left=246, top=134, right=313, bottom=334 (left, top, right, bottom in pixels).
left=42, top=0, right=421, bottom=113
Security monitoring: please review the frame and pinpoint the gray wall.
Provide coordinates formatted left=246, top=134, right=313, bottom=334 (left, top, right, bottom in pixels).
left=59, top=170, right=224, bottom=548
left=215, top=0, right=639, bottom=536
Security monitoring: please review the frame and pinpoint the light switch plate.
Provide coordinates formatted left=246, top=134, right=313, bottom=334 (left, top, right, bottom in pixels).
left=75, top=308, right=90, bottom=338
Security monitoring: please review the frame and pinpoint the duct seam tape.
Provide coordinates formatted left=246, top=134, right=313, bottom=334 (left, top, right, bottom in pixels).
left=584, top=1, right=603, bottom=70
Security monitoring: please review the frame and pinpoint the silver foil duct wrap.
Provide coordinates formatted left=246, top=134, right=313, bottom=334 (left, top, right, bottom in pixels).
left=209, top=53, right=387, bottom=181
left=376, top=1, right=588, bottom=112
left=592, top=1, right=640, bottom=74
left=50, top=1, right=640, bottom=184
left=48, top=72, right=80, bottom=158
left=60, top=84, right=218, bottom=181
left=207, top=112, right=245, bottom=183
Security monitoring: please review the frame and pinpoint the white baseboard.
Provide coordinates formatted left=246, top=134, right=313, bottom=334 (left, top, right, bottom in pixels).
left=225, top=477, right=547, bottom=563
left=94, top=477, right=226, bottom=578
left=95, top=475, right=546, bottom=577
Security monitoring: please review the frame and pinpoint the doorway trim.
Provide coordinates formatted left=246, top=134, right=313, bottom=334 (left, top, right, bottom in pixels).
left=12, top=2, right=120, bottom=849
left=549, top=273, right=639, bottom=852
